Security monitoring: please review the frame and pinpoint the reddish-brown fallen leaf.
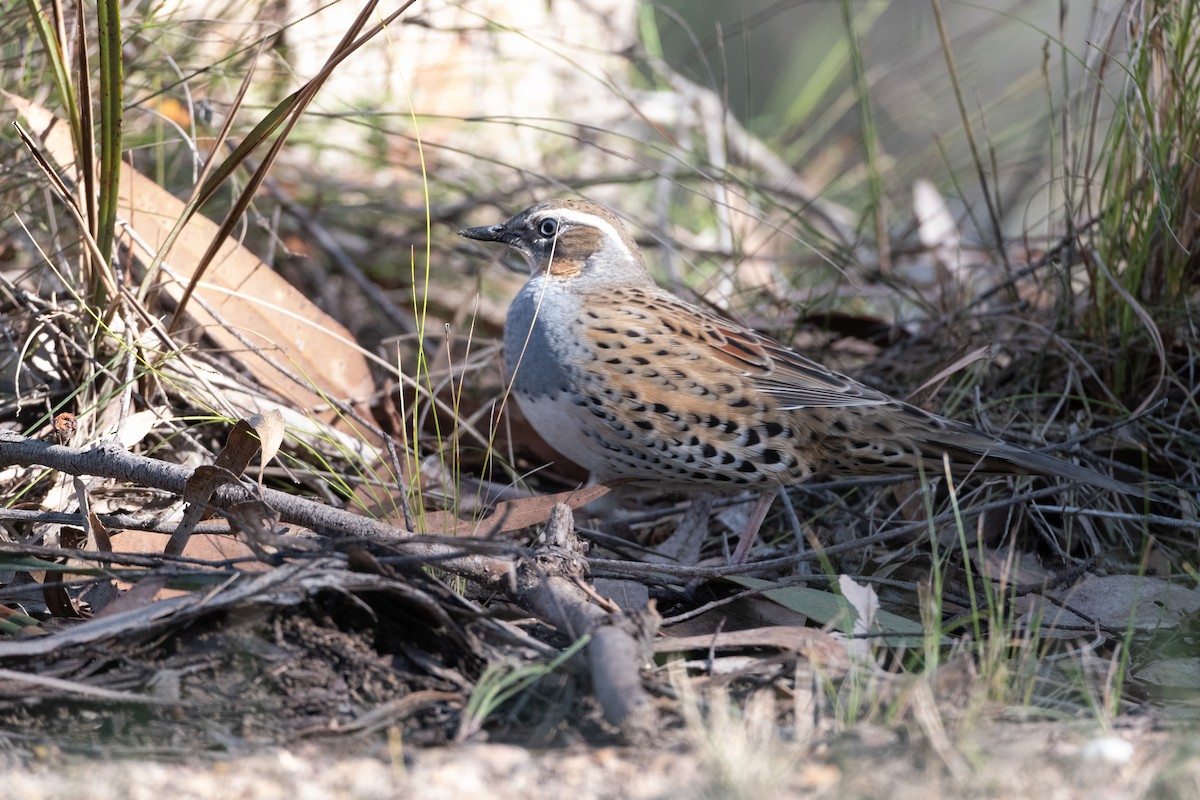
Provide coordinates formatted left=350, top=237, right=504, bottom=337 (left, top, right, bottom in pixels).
left=420, top=484, right=612, bottom=538
left=101, top=529, right=266, bottom=609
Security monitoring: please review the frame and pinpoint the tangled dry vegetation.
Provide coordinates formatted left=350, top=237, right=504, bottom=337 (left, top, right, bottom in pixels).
left=0, top=1, right=1197, bottom=795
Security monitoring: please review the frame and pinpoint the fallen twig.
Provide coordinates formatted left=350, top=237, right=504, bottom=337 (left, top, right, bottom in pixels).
left=514, top=504, right=658, bottom=739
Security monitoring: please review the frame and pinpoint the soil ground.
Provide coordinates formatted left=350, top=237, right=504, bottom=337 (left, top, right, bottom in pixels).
left=1, top=720, right=1195, bottom=800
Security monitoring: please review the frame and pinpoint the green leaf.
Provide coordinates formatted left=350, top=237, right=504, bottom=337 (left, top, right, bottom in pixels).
left=730, top=576, right=936, bottom=647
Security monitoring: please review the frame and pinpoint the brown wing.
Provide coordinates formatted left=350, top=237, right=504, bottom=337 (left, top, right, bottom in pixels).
left=623, top=287, right=894, bottom=409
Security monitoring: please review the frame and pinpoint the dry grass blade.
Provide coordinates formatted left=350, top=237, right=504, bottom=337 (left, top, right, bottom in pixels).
left=22, top=0, right=83, bottom=193
left=73, top=0, right=97, bottom=239
left=930, top=0, right=1011, bottom=277
left=133, top=38, right=265, bottom=302
left=8, top=115, right=118, bottom=299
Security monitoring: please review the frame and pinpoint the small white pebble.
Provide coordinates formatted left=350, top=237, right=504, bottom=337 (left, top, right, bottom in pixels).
left=1078, top=735, right=1135, bottom=764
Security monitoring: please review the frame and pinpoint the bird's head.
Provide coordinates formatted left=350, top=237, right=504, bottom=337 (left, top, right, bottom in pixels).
left=459, top=198, right=649, bottom=284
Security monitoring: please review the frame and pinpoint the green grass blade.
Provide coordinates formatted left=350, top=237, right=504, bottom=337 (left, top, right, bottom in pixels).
left=94, top=0, right=123, bottom=297
left=23, top=0, right=80, bottom=157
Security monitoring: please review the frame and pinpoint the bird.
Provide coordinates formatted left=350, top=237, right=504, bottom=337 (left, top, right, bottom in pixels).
left=459, top=198, right=1132, bottom=562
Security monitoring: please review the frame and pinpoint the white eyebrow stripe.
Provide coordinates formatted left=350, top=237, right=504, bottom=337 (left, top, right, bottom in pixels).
left=539, top=209, right=634, bottom=260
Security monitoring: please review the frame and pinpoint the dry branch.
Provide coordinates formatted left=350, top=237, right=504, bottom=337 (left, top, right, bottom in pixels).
left=0, top=430, right=514, bottom=590
left=514, top=504, right=658, bottom=739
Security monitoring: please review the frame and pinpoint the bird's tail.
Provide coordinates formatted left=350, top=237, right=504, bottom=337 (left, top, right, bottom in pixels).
left=910, top=422, right=1135, bottom=495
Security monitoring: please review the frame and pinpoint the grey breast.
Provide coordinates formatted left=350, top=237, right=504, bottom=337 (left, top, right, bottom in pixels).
left=503, top=283, right=578, bottom=399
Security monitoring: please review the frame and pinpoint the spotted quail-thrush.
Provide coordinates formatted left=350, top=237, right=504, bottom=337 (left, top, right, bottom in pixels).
left=459, top=198, right=1131, bottom=562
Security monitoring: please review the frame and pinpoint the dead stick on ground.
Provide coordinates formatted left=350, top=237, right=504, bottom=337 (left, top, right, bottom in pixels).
left=515, top=503, right=658, bottom=740
left=0, top=431, right=513, bottom=589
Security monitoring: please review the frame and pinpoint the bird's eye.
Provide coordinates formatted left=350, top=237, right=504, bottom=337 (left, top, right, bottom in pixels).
left=538, top=218, right=559, bottom=237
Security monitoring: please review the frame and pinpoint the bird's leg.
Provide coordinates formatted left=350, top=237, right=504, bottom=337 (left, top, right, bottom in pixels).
left=730, top=488, right=778, bottom=564
left=653, top=492, right=712, bottom=565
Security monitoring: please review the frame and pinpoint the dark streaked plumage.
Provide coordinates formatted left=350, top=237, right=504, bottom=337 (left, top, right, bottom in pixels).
left=460, top=199, right=1130, bottom=562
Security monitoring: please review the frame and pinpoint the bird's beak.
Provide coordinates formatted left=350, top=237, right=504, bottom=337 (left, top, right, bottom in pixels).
left=459, top=220, right=529, bottom=273
left=458, top=222, right=511, bottom=243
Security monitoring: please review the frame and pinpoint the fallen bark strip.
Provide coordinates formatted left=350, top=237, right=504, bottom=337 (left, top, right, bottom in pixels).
left=514, top=503, right=657, bottom=740
left=0, top=666, right=185, bottom=703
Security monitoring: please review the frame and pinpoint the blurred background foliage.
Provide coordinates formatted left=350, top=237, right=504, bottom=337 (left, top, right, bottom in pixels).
left=2, top=1, right=1171, bottom=326
left=653, top=0, right=1118, bottom=231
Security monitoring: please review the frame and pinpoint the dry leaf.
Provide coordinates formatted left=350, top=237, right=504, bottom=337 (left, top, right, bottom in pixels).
left=421, top=484, right=611, bottom=537
left=248, top=409, right=285, bottom=466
